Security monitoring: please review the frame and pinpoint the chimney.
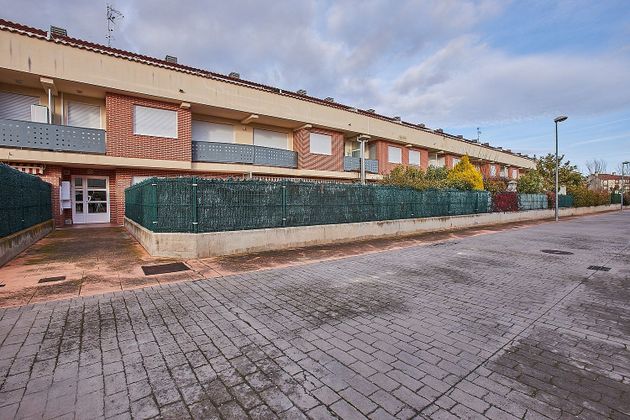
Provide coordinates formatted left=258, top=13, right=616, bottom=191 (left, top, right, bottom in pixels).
left=165, top=55, right=178, bottom=64
left=297, top=89, right=307, bottom=95
left=417, top=123, right=426, bottom=128
left=393, top=116, right=401, bottom=123
left=324, top=97, right=335, bottom=102
left=366, top=109, right=375, bottom=113
left=228, top=72, right=240, bottom=79
left=435, top=128, right=443, bottom=133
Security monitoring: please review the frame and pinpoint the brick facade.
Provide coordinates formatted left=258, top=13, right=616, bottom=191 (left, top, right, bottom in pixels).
left=294, top=128, right=344, bottom=171
left=372, top=140, right=426, bottom=174
left=39, top=165, right=63, bottom=227
left=105, top=93, right=192, bottom=161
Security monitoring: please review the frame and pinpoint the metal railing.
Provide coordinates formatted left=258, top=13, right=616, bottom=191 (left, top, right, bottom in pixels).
left=192, top=141, right=298, bottom=168
left=343, top=156, right=379, bottom=173
left=0, top=118, right=106, bottom=154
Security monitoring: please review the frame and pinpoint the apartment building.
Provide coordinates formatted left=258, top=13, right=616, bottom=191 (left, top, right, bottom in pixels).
left=587, top=173, right=629, bottom=193
left=0, top=20, right=535, bottom=227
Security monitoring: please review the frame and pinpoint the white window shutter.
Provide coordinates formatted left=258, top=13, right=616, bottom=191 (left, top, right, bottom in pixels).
left=0, top=92, right=39, bottom=121
left=192, top=121, right=234, bottom=143
left=67, top=102, right=101, bottom=129
left=133, top=105, right=178, bottom=138
left=254, top=129, right=288, bottom=149
left=309, top=133, right=332, bottom=155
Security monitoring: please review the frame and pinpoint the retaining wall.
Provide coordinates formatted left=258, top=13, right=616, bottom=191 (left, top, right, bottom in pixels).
left=125, top=205, right=619, bottom=259
left=0, top=220, right=53, bottom=267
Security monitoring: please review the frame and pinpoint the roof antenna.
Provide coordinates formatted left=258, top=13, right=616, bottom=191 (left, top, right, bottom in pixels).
left=477, top=127, right=481, bottom=142
left=106, top=4, right=124, bottom=47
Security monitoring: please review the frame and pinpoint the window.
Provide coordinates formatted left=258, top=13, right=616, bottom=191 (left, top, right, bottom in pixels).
left=452, top=157, right=461, bottom=167
left=133, top=105, right=177, bottom=138
left=192, top=121, right=234, bottom=143
left=500, top=166, right=508, bottom=177
left=388, top=146, right=402, bottom=164
left=428, top=153, right=445, bottom=167
left=309, top=133, right=332, bottom=155
left=67, top=101, right=101, bottom=129
left=490, top=165, right=497, bottom=176
left=409, top=150, right=421, bottom=166
left=253, top=129, right=288, bottom=149
left=0, top=91, right=39, bottom=121
left=512, top=169, right=518, bottom=179
left=131, top=176, right=152, bottom=185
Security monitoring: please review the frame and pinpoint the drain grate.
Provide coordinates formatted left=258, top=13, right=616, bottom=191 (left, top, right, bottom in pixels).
left=541, top=249, right=574, bottom=255
left=587, top=265, right=611, bottom=271
left=142, top=262, right=190, bottom=276
left=38, top=275, right=66, bottom=284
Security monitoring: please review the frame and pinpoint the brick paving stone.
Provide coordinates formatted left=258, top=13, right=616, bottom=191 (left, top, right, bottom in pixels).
left=0, top=212, right=629, bottom=419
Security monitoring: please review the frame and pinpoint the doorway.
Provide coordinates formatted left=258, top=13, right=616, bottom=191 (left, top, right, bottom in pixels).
left=71, top=176, right=110, bottom=224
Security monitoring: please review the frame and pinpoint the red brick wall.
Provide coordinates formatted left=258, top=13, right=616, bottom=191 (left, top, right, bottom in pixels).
left=105, top=93, right=192, bottom=161
left=40, top=165, right=63, bottom=227
left=373, top=140, right=426, bottom=174
left=294, top=128, right=344, bottom=171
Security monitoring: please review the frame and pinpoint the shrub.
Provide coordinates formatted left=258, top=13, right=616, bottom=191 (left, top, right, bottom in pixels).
left=517, top=170, right=544, bottom=194
left=381, top=165, right=450, bottom=190
left=567, top=185, right=610, bottom=207
left=446, top=156, right=484, bottom=191
left=492, top=192, right=519, bottom=212
left=484, top=178, right=508, bottom=193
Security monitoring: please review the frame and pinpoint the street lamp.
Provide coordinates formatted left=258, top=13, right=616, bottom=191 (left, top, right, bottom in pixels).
left=622, top=161, right=629, bottom=211
left=554, top=116, right=568, bottom=221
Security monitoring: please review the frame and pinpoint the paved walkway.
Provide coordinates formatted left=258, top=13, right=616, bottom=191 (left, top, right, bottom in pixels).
left=0, top=219, right=554, bottom=308
left=0, top=211, right=628, bottom=419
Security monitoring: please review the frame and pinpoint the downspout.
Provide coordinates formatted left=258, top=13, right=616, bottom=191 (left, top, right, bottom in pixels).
left=47, top=88, right=52, bottom=124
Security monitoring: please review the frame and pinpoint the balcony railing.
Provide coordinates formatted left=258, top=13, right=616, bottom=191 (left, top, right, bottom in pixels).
left=0, top=119, right=106, bottom=154
left=343, top=156, right=379, bottom=173
left=192, top=141, right=298, bottom=168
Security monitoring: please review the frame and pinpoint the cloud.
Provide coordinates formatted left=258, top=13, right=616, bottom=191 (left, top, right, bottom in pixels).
left=1, top=0, right=629, bottom=130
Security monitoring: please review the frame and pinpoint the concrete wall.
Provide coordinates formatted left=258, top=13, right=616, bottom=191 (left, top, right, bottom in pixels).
left=125, top=205, right=619, bottom=259
left=0, top=220, right=53, bottom=267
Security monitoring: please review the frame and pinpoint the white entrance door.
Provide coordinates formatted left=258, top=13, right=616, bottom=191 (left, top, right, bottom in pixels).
left=71, top=176, right=110, bottom=224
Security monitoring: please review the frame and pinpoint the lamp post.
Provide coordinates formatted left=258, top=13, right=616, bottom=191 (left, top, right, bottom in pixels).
left=553, top=116, right=568, bottom=221
left=622, top=161, right=629, bottom=211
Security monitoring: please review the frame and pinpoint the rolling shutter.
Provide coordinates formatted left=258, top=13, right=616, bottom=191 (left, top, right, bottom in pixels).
left=0, top=91, right=39, bottom=121
left=253, top=129, right=288, bottom=149
left=67, top=102, right=101, bottom=129
left=192, top=121, right=234, bottom=143
left=133, top=105, right=177, bottom=138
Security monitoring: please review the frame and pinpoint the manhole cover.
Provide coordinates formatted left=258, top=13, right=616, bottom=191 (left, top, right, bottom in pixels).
left=541, top=249, right=574, bottom=255
left=39, top=275, right=67, bottom=284
left=587, top=265, right=611, bottom=271
left=142, top=262, right=190, bottom=276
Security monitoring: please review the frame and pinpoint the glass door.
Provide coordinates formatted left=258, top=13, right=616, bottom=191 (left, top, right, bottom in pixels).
left=71, top=176, right=110, bottom=224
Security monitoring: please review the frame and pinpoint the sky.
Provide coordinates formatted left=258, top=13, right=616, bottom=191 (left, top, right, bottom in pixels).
left=2, top=0, right=629, bottom=174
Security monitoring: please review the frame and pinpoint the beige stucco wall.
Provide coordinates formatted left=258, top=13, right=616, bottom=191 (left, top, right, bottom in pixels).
left=0, top=30, right=534, bottom=168
left=125, top=206, right=618, bottom=258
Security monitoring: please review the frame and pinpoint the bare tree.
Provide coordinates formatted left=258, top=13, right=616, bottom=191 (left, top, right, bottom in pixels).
left=585, top=159, right=607, bottom=175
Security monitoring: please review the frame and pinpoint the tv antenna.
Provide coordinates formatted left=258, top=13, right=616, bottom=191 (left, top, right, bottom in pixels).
left=106, top=4, right=124, bottom=47
left=477, top=127, right=481, bottom=142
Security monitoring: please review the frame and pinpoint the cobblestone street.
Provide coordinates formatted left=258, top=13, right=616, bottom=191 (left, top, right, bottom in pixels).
left=0, top=211, right=629, bottom=419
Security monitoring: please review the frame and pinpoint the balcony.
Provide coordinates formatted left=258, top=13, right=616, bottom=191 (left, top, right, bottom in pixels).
left=0, top=119, right=106, bottom=154
left=192, top=141, right=298, bottom=168
left=343, top=156, right=379, bottom=173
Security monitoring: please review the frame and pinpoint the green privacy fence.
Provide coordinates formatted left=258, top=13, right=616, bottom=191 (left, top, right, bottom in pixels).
left=126, top=178, right=492, bottom=233
left=558, top=194, right=574, bottom=208
left=517, top=194, right=548, bottom=211
left=0, top=164, right=52, bottom=238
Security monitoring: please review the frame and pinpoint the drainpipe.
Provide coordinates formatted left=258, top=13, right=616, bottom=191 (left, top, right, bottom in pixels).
left=358, top=134, right=370, bottom=185
left=47, top=88, right=52, bottom=124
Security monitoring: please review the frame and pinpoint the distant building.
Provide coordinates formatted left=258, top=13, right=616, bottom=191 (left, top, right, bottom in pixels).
left=587, top=173, right=629, bottom=193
